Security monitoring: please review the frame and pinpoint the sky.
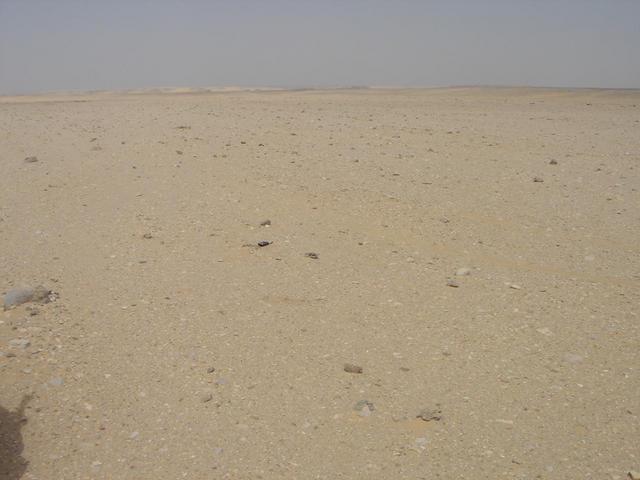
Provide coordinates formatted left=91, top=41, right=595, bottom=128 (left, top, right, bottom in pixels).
left=0, top=0, right=639, bottom=94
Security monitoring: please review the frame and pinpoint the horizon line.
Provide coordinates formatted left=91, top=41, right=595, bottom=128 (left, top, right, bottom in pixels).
left=2, top=83, right=640, bottom=98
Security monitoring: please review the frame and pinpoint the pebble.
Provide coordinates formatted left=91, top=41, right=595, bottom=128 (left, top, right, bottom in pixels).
left=207, top=366, right=216, bottom=373
left=416, top=407, right=442, bottom=422
left=628, top=471, right=640, bottom=480
left=414, top=437, right=428, bottom=449
left=563, top=353, right=584, bottom=364
left=549, top=159, right=558, bottom=165
left=24, top=156, right=39, bottom=163
left=354, top=400, right=375, bottom=417
left=259, top=220, right=271, bottom=226
left=344, top=363, right=363, bottom=374
left=455, top=267, right=471, bottom=276
left=533, top=176, right=544, bottom=183
left=304, top=252, right=319, bottom=259
left=446, top=279, right=459, bottom=288
left=49, top=377, right=64, bottom=387
left=9, top=339, right=30, bottom=349
left=257, top=241, right=271, bottom=247
left=142, top=233, right=153, bottom=239
left=200, top=392, right=213, bottom=403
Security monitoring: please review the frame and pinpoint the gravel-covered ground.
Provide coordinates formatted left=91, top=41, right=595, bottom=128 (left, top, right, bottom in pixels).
left=1, top=87, right=639, bottom=479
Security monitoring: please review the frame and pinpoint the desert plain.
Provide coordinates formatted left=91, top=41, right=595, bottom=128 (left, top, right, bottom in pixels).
left=1, top=87, right=639, bottom=479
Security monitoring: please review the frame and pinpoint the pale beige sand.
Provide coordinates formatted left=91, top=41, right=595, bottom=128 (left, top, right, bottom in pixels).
left=1, top=88, right=639, bottom=479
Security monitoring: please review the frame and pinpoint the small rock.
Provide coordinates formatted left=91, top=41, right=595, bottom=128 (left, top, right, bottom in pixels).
left=549, top=159, right=558, bottom=165
left=354, top=399, right=374, bottom=410
left=49, top=377, right=64, bottom=387
left=4, top=285, right=53, bottom=310
left=629, top=471, right=640, bottom=480
left=200, top=392, right=213, bottom=403
left=304, top=252, right=319, bottom=259
left=455, top=267, right=471, bottom=276
left=176, top=150, right=183, bottom=155
left=4, top=288, right=36, bottom=309
left=533, top=176, right=544, bottom=183
left=446, top=279, right=459, bottom=288
left=259, top=219, right=271, bottom=226
left=257, top=241, right=271, bottom=247
left=24, top=156, right=39, bottom=163
left=416, top=408, right=442, bottom=422
left=344, top=363, right=363, bottom=374
left=354, top=400, right=375, bottom=417
left=31, top=285, right=52, bottom=303
left=9, top=339, right=30, bottom=349
left=414, top=437, right=428, bottom=451
left=207, top=366, right=216, bottom=374
left=563, top=353, right=584, bottom=364
left=509, top=284, right=522, bottom=290
left=142, top=233, right=153, bottom=239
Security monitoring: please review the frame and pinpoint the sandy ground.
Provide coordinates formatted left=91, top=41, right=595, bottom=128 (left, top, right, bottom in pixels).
left=1, top=87, right=639, bottom=479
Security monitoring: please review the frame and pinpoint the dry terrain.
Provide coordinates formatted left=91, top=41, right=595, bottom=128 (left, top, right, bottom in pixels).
left=1, top=87, right=639, bottom=479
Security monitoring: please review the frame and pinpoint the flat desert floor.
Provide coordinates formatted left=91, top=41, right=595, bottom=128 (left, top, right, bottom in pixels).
left=1, top=88, right=639, bottom=479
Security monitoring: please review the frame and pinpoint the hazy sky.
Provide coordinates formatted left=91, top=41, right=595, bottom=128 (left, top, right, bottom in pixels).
left=1, top=0, right=639, bottom=94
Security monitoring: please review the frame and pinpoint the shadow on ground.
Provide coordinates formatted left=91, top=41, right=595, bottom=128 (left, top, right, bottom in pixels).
left=0, top=395, right=31, bottom=480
